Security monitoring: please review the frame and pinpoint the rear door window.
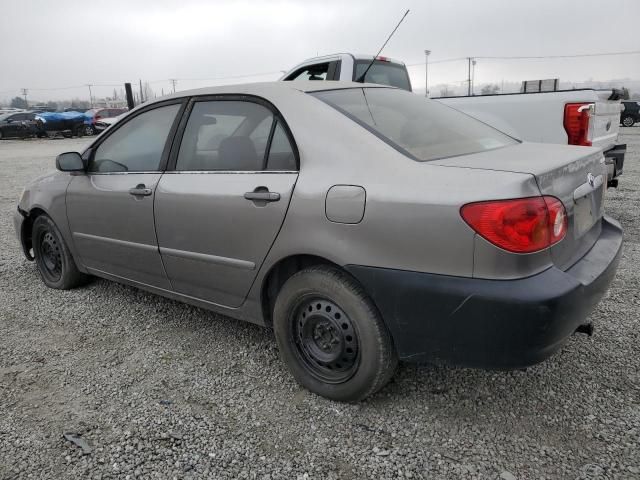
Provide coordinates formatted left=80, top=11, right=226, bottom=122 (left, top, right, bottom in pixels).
left=176, top=100, right=273, bottom=171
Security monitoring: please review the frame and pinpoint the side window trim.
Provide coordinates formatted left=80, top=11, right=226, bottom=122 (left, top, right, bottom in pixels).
left=166, top=94, right=299, bottom=172
left=327, top=61, right=338, bottom=81
left=87, top=99, right=187, bottom=174
left=262, top=118, right=278, bottom=170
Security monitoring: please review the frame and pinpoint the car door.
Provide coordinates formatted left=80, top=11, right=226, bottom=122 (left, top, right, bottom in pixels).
left=154, top=97, right=299, bottom=307
left=66, top=100, right=184, bottom=288
left=6, top=114, right=23, bottom=136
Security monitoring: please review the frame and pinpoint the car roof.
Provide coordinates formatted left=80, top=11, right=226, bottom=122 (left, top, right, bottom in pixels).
left=297, top=53, right=406, bottom=65
left=151, top=80, right=392, bottom=102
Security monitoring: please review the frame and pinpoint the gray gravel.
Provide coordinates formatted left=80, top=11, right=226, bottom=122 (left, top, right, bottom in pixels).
left=1, top=132, right=639, bottom=480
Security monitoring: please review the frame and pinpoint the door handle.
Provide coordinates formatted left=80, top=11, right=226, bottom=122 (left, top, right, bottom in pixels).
left=129, top=184, right=152, bottom=197
left=244, top=190, right=280, bottom=202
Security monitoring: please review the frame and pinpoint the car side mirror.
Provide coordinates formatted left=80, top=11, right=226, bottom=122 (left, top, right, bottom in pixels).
left=56, top=152, right=85, bottom=172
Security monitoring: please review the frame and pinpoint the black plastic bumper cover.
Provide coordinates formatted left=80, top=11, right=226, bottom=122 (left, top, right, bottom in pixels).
left=346, top=216, right=622, bottom=369
left=604, top=143, right=626, bottom=178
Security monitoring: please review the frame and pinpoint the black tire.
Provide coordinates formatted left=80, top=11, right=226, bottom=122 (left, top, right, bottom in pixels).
left=0, top=129, right=3, bottom=140
left=32, top=215, right=88, bottom=289
left=273, top=265, right=398, bottom=402
left=621, top=115, right=635, bottom=127
left=84, top=125, right=95, bottom=136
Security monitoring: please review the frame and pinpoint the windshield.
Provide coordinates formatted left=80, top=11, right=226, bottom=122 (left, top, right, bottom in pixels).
left=0, top=113, right=13, bottom=121
left=311, top=87, right=518, bottom=162
left=354, top=60, right=411, bottom=91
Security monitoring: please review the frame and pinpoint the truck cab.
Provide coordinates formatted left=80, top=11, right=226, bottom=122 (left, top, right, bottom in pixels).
left=281, top=53, right=412, bottom=91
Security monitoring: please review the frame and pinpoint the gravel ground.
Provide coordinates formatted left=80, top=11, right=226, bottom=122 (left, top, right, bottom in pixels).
left=0, top=132, right=639, bottom=480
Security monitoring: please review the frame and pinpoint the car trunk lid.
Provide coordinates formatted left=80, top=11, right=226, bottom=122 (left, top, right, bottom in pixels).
left=432, top=142, right=607, bottom=270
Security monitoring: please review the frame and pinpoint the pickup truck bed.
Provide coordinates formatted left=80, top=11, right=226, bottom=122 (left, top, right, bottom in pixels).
left=436, top=89, right=625, bottom=184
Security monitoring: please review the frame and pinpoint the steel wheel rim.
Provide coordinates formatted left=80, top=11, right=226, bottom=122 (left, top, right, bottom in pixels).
left=39, top=231, right=62, bottom=281
left=623, top=117, right=634, bottom=127
left=291, top=297, right=360, bottom=384
left=84, top=126, right=93, bottom=135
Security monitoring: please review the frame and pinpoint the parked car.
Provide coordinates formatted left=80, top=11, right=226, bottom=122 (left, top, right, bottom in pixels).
left=94, top=113, right=125, bottom=133
left=282, top=53, right=412, bottom=91
left=35, top=111, right=87, bottom=138
left=620, top=100, right=640, bottom=127
left=14, top=82, right=622, bottom=402
left=0, top=111, right=38, bottom=139
left=436, top=89, right=627, bottom=187
left=83, top=107, right=128, bottom=135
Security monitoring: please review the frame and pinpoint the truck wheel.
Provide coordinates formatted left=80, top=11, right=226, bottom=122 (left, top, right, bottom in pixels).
left=32, top=215, right=89, bottom=290
left=621, top=115, right=635, bottom=127
left=273, top=265, right=398, bottom=402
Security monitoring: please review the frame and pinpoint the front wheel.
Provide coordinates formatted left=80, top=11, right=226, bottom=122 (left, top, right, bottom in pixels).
left=273, top=266, right=397, bottom=402
left=32, top=215, right=89, bottom=289
left=621, top=115, right=635, bottom=127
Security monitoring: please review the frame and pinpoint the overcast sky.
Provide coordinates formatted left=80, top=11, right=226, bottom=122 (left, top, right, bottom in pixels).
left=1, top=0, right=639, bottom=103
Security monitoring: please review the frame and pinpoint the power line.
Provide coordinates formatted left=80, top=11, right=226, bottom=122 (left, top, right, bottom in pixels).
left=477, top=50, right=640, bottom=60
left=406, top=49, right=640, bottom=67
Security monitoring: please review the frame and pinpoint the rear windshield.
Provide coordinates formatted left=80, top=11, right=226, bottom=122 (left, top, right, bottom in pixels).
left=354, top=60, right=411, bottom=91
left=311, top=88, right=518, bottom=162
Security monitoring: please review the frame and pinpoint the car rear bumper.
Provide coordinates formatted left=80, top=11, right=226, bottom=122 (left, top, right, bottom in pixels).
left=346, top=216, right=622, bottom=369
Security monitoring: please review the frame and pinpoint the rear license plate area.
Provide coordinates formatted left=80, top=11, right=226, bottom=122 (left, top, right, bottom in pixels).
left=573, top=185, right=604, bottom=237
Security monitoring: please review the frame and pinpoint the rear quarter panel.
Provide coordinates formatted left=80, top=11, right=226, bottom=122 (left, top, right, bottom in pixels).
left=245, top=90, right=544, bottom=312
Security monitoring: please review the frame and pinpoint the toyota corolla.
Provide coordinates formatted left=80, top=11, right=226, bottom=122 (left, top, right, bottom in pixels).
left=14, top=82, right=622, bottom=402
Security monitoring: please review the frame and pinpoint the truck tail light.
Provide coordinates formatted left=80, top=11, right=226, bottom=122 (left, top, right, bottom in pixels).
left=460, top=196, right=567, bottom=253
left=564, top=103, right=593, bottom=146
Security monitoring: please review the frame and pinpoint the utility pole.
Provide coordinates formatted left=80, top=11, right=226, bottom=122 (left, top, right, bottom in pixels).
left=471, top=59, right=476, bottom=95
left=139, top=79, right=144, bottom=103
left=467, top=57, right=472, bottom=96
left=169, top=78, right=177, bottom=93
left=21, top=88, right=28, bottom=108
left=424, top=50, right=431, bottom=98
left=86, top=84, right=93, bottom=107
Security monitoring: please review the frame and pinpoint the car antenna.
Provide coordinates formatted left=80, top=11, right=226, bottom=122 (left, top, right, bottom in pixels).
left=356, top=9, right=410, bottom=83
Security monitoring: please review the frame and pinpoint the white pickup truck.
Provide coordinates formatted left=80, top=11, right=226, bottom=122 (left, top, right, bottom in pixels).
left=436, top=90, right=626, bottom=186
left=281, top=53, right=412, bottom=91
left=282, top=54, right=626, bottom=186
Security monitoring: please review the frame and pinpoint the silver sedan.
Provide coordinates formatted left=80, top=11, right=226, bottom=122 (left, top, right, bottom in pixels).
left=14, top=82, right=622, bottom=401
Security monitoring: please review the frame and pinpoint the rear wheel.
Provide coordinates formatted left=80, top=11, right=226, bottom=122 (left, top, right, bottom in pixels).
left=273, top=266, right=397, bottom=402
left=622, top=115, right=635, bottom=127
left=32, top=215, right=88, bottom=289
left=84, top=125, right=95, bottom=136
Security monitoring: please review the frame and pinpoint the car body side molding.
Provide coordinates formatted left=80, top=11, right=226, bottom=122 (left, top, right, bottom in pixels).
left=72, top=232, right=158, bottom=253
left=159, top=246, right=256, bottom=271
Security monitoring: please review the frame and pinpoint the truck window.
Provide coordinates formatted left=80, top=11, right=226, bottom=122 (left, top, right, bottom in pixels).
left=354, top=60, right=411, bottom=91
left=286, top=63, right=330, bottom=81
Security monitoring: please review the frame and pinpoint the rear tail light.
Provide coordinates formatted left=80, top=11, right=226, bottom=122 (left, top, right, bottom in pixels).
left=564, top=103, right=593, bottom=146
left=376, top=56, right=389, bottom=62
left=460, top=196, right=567, bottom=253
